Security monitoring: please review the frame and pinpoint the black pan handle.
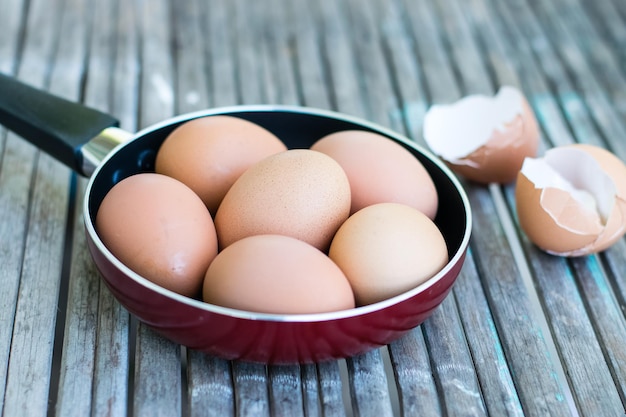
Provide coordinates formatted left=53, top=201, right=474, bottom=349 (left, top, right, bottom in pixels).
left=0, top=72, right=125, bottom=176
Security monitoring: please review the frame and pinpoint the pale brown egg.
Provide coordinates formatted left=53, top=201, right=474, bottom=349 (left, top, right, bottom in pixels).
left=203, top=234, right=355, bottom=314
left=516, top=144, right=626, bottom=256
left=329, top=203, right=448, bottom=306
left=423, top=86, right=539, bottom=184
left=96, top=173, right=218, bottom=297
left=155, top=115, right=287, bottom=215
left=311, top=130, right=439, bottom=219
left=214, top=149, right=351, bottom=251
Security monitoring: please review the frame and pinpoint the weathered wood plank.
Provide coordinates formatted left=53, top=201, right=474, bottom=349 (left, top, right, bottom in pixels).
left=0, top=0, right=24, bottom=74
left=1, top=0, right=73, bottom=414
left=578, top=0, right=626, bottom=82
left=346, top=351, right=394, bottom=417
left=369, top=0, right=429, bottom=145
left=269, top=365, right=305, bottom=416
left=187, top=351, right=235, bottom=417
left=50, top=0, right=98, bottom=414
left=468, top=185, right=572, bottom=417
left=233, top=0, right=264, bottom=104
left=137, top=0, right=175, bottom=128
left=451, top=250, right=524, bottom=417
left=202, top=0, right=238, bottom=107
left=538, top=0, right=626, bottom=121
left=133, top=326, right=182, bottom=417
left=388, top=328, right=442, bottom=417
left=289, top=0, right=332, bottom=109
left=313, top=0, right=363, bottom=117
left=514, top=236, right=624, bottom=416
left=300, top=365, right=323, bottom=417
left=171, top=0, right=210, bottom=115
left=257, top=0, right=300, bottom=106
left=571, top=253, right=626, bottom=403
left=343, top=0, right=401, bottom=130
left=422, top=297, right=487, bottom=417
left=0, top=0, right=28, bottom=413
left=232, top=362, right=271, bottom=417
left=316, top=361, right=347, bottom=417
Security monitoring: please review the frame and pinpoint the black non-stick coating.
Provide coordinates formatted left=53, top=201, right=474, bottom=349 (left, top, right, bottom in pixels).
left=87, top=109, right=467, bottom=258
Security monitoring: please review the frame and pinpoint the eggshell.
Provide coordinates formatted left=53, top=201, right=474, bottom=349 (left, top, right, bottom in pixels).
left=328, top=203, right=448, bottom=306
left=516, top=144, right=626, bottom=256
left=214, top=149, right=351, bottom=251
left=423, top=86, right=540, bottom=184
left=96, top=173, right=218, bottom=297
left=311, top=130, right=438, bottom=219
left=155, top=115, right=287, bottom=215
left=203, top=234, right=355, bottom=314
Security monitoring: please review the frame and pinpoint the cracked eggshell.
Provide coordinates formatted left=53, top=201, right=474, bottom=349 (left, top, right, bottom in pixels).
left=515, top=144, right=626, bottom=256
left=423, top=86, right=540, bottom=184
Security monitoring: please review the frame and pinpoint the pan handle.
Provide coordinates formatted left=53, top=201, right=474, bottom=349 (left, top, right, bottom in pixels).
left=0, top=72, right=130, bottom=176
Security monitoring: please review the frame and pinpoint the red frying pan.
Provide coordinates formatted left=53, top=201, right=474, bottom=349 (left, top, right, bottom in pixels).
left=0, top=73, right=471, bottom=364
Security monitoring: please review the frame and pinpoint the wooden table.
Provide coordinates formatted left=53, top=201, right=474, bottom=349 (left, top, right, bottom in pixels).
left=2, top=0, right=626, bottom=415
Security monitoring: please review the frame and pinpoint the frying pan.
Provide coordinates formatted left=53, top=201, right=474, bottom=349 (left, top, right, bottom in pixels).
left=0, top=72, right=471, bottom=364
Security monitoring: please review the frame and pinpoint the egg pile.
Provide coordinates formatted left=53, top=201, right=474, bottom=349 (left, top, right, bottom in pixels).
left=96, top=116, right=448, bottom=314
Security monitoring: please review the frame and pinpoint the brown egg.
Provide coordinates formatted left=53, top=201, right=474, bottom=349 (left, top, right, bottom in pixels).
left=203, top=234, right=355, bottom=314
left=329, top=203, right=448, bottom=306
left=155, top=115, right=287, bottom=215
left=214, top=149, right=351, bottom=251
left=96, top=173, right=218, bottom=297
left=423, top=86, right=540, bottom=184
left=516, top=144, right=626, bottom=256
left=311, top=130, right=439, bottom=219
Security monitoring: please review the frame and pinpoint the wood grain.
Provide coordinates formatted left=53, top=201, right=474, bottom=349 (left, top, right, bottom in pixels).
left=1, top=0, right=72, bottom=415
left=2, top=0, right=626, bottom=415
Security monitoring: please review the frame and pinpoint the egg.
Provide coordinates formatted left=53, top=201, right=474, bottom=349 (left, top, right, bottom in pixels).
left=203, top=234, right=355, bottom=314
left=214, top=149, right=351, bottom=251
left=155, top=115, right=287, bottom=215
left=423, top=86, right=540, bottom=184
left=516, top=144, right=626, bottom=256
left=328, top=203, right=448, bottom=306
left=311, top=130, right=439, bottom=219
left=96, top=173, right=218, bottom=297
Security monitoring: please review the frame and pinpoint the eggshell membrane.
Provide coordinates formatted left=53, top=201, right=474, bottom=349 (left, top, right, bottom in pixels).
left=155, top=115, right=287, bottom=215
left=311, top=130, right=438, bottom=219
left=203, top=234, right=355, bottom=314
left=328, top=203, right=448, bottom=306
left=96, top=173, right=218, bottom=297
left=423, top=86, right=540, bottom=184
left=566, top=144, right=626, bottom=252
left=515, top=144, right=626, bottom=256
left=214, top=149, right=351, bottom=251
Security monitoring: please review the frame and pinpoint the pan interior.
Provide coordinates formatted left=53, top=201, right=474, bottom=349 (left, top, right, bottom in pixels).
left=87, top=109, right=468, bottom=259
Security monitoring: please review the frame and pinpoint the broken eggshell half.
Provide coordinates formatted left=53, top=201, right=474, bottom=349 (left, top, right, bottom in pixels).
left=423, top=86, right=540, bottom=184
left=515, top=144, right=626, bottom=257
